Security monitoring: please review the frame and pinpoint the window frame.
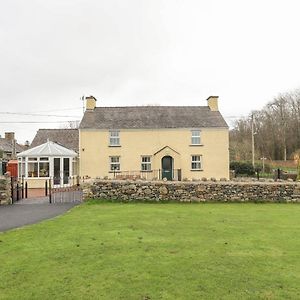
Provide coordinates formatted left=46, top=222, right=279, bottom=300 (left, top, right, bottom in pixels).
left=26, top=157, right=50, bottom=178
left=109, top=156, right=121, bottom=172
left=191, top=130, right=201, bottom=145
left=191, top=155, right=202, bottom=171
left=109, top=130, right=120, bottom=147
left=141, top=156, right=152, bottom=172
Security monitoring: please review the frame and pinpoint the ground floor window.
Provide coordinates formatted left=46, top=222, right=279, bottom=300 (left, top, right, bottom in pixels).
left=141, top=156, right=151, bottom=171
left=27, top=157, right=50, bottom=178
left=191, top=155, right=202, bottom=170
left=110, top=156, right=120, bottom=171
left=18, top=157, right=25, bottom=177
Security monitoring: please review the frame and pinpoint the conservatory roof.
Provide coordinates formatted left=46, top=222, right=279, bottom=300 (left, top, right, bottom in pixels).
left=17, top=140, right=78, bottom=157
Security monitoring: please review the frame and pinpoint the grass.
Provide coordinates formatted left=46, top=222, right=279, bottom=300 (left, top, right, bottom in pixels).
left=1, top=202, right=300, bottom=299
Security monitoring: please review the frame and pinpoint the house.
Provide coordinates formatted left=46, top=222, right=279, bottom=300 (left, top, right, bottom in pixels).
left=30, top=129, right=79, bottom=152
left=79, top=96, right=229, bottom=180
left=0, top=132, right=25, bottom=175
left=0, top=132, right=25, bottom=160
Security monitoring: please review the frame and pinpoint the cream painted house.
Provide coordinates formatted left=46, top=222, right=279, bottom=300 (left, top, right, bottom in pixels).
left=79, top=96, right=229, bottom=180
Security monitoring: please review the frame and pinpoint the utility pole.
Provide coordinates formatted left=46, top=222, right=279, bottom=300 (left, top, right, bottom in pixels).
left=260, top=157, right=267, bottom=173
left=12, top=139, right=16, bottom=159
left=251, top=114, right=255, bottom=168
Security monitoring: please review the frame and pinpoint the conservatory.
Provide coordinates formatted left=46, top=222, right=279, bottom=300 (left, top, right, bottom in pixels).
left=17, top=140, right=78, bottom=188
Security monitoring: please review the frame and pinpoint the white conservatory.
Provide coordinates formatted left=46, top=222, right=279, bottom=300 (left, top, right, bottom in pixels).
left=17, top=140, right=78, bottom=188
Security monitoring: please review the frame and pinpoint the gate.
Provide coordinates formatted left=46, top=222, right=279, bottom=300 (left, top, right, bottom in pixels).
left=49, top=178, right=83, bottom=204
left=11, top=177, right=25, bottom=203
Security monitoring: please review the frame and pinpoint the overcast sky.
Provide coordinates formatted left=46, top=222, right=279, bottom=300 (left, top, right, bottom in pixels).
left=1, top=0, right=300, bottom=143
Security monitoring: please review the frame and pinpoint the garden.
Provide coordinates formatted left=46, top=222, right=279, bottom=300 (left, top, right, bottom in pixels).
left=1, top=202, right=300, bottom=299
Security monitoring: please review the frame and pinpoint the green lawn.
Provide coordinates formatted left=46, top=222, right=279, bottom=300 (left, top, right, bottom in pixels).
left=1, top=202, right=300, bottom=299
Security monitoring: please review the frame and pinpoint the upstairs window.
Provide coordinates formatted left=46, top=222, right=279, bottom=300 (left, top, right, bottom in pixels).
left=191, top=130, right=201, bottom=145
left=141, top=156, right=151, bottom=171
left=110, top=156, right=120, bottom=171
left=191, top=155, right=202, bottom=170
left=109, top=131, right=120, bottom=146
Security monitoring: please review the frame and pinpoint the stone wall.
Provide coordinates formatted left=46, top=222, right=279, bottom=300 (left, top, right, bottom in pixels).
left=0, top=176, right=11, bottom=205
left=86, top=180, right=300, bottom=203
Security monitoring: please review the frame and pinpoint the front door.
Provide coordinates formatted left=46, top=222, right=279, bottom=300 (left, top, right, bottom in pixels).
left=162, top=156, right=173, bottom=180
left=53, top=158, right=61, bottom=186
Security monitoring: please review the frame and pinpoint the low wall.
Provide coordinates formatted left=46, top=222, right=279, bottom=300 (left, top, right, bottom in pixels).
left=85, top=180, right=300, bottom=203
left=0, top=176, right=11, bottom=205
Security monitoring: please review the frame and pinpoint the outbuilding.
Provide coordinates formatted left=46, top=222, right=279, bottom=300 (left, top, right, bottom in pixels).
left=17, top=140, right=78, bottom=188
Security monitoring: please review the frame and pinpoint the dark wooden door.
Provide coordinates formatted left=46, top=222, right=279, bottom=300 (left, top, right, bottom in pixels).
left=162, top=156, right=173, bottom=180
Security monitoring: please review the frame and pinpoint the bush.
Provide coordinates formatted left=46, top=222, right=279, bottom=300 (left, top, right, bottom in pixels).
left=230, top=161, right=255, bottom=176
left=254, top=162, right=272, bottom=173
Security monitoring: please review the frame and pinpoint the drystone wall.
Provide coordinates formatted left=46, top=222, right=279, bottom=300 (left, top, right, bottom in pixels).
left=0, top=176, right=11, bottom=205
left=85, top=180, right=300, bottom=203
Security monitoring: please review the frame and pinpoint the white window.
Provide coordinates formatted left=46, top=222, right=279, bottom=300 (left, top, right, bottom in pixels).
left=191, top=155, right=202, bottom=170
left=39, top=158, right=50, bottom=177
left=109, top=131, right=120, bottom=146
left=27, top=157, right=49, bottom=178
left=18, top=157, right=25, bottom=177
left=141, top=156, right=151, bottom=171
left=110, top=156, right=120, bottom=171
left=191, top=130, right=201, bottom=145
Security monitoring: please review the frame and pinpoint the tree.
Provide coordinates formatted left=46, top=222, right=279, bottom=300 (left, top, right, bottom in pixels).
left=230, top=88, right=300, bottom=161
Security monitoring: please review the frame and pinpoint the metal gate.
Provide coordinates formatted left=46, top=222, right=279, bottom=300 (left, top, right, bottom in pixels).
left=11, top=177, right=25, bottom=203
left=49, top=185, right=83, bottom=204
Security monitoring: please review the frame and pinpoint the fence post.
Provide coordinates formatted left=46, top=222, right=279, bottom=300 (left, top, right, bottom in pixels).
left=277, top=168, right=281, bottom=180
left=45, top=180, right=48, bottom=196
left=21, top=176, right=24, bottom=199
left=11, top=177, right=14, bottom=203
left=16, top=182, right=19, bottom=201
left=25, top=182, right=28, bottom=198
left=49, top=179, right=52, bottom=204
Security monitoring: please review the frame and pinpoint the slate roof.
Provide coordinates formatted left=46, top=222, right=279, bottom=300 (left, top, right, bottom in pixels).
left=30, top=129, right=79, bottom=151
left=79, top=106, right=228, bottom=129
left=0, top=138, right=24, bottom=153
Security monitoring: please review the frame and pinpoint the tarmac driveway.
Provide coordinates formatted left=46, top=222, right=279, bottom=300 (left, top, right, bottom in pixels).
left=0, top=203, right=78, bottom=232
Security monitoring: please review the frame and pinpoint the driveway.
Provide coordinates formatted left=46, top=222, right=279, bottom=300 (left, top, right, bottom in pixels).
left=0, top=202, right=78, bottom=232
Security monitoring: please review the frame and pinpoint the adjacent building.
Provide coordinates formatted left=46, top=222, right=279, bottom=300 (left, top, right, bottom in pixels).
left=0, top=132, right=25, bottom=175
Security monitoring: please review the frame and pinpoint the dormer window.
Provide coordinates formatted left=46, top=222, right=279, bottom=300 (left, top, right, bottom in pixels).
left=109, top=130, right=120, bottom=146
left=191, top=130, right=201, bottom=145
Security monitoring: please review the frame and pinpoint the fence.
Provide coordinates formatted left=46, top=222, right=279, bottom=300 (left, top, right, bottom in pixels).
left=49, top=176, right=83, bottom=203
left=112, top=169, right=182, bottom=181
left=10, top=177, right=26, bottom=203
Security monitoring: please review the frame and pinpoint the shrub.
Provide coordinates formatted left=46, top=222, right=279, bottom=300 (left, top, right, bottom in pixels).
left=254, top=162, right=272, bottom=173
left=230, top=161, right=255, bottom=176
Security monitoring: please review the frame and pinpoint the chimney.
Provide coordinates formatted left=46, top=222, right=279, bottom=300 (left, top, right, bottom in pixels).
left=5, top=132, right=15, bottom=141
left=207, top=96, right=219, bottom=111
left=86, top=96, right=97, bottom=111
